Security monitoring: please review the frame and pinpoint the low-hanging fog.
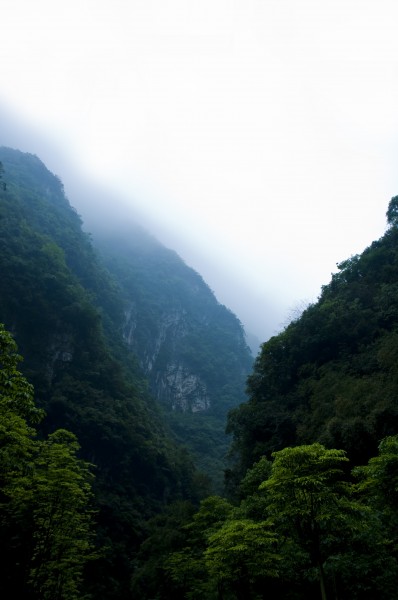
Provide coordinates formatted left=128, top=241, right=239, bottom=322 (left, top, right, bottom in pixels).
left=1, top=1, right=398, bottom=343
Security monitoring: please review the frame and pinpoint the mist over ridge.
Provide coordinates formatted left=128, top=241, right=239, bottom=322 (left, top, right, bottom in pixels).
left=1, top=99, right=395, bottom=346
left=0, top=104, right=281, bottom=343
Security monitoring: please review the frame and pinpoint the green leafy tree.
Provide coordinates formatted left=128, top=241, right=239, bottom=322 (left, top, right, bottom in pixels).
left=0, top=323, right=41, bottom=591
left=0, top=322, right=44, bottom=511
left=260, top=443, right=365, bottom=600
left=27, top=429, right=96, bottom=600
left=0, top=324, right=96, bottom=599
left=204, top=518, right=279, bottom=600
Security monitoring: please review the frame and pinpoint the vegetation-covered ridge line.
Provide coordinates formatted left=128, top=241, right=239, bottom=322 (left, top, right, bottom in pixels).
left=131, top=438, right=398, bottom=599
left=4, top=145, right=398, bottom=598
left=226, top=194, right=398, bottom=478
left=2, top=324, right=397, bottom=600
left=129, top=194, right=398, bottom=598
left=0, top=146, right=209, bottom=598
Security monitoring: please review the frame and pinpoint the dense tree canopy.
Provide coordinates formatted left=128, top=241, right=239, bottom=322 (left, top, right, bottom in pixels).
left=0, top=324, right=95, bottom=599
left=3, top=146, right=398, bottom=598
left=0, top=147, right=206, bottom=598
left=227, top=198, right=398, bottom=478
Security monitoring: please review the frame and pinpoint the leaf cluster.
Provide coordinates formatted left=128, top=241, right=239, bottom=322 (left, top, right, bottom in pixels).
left=0, top=324, right=96, bottom=599
left=134, top=439, right=398, bottom=599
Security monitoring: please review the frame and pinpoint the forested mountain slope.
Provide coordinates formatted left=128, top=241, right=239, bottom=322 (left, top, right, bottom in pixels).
left=129, top=198, right=398, bottom=600
left=227, top=195, right=398, bottom=477
left=0, top=148, right=250, bottom=599
left=4, top=144, right=398, bottom=599
left=94, top=229, right=253, bottom=484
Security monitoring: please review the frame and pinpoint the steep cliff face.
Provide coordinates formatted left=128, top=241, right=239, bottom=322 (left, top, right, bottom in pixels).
left=123, top=305, right=211, bottom=411
left=0, top=145, right=253, bottom=490
left=95, top=229, right=253, bottom=420
left=0, top=146, right=207, bottom=598
left=158, top=364, right=210, bottom=412
left=94, top=229, right=254, bottom=490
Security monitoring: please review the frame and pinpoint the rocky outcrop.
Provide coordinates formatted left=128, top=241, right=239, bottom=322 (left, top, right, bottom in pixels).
left=123, top=305, right=210, bottom=411
left=95, top=226, right=253, bottom=420
left=157, top=364, right=209, bottom=412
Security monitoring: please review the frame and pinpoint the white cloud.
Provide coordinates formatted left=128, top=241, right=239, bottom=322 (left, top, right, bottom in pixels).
left=1, top=0, right=398, bottom=339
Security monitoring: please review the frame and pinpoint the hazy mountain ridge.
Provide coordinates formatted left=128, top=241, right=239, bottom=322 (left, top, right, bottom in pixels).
left=90, top=222, right=253, bottom=485
left=0, top=142, right=252, bottom=496
left=128, top=196, right=398, bottom=600
left=95, top=228, right=252, bottom=412
left=226, top=195, right=398, bottom=478
left=3, top=145, right=398, bottom=598
left=0, top=146, right=238, bottom=597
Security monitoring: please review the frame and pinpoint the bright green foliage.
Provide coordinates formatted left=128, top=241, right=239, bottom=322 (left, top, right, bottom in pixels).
left=354, top=434, right=398, bottom=508
left=0, top=322, right=43, bottom=423
left=0, top=324, right=39, bottom=489
left=0, top=147, right=206, bottom=598
left=227, top=197, right=398, bottom=479
left=190, top=495, right=235, bottom=533
left=317, top=437, right=398, bottom=599
left=261, top=444, right=365, bottom=600
left=161, top=496, right=280, bottom=599
left=205, top=519, right=279, bottom=599
left=0, top=324, right=40, bottom=591
left=261, top=444, right=351, bottom=521
left=130, top=444, right=398, bottom=599
left=28, top=430, right=95, bottom=600
left=0, top=324, right=96, bottom=599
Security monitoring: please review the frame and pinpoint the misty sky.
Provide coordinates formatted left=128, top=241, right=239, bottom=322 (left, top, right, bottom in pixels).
left=1, top=0, right=398, bottom=341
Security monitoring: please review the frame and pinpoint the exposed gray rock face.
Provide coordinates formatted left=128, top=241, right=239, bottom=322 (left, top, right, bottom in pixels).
left=123, top=306, right=137, bottom=347
left=123, top=305, right=210, bottom=412
left=157, top=364, right=209, bottom=412
left=95, top=227, right=253, bottom=419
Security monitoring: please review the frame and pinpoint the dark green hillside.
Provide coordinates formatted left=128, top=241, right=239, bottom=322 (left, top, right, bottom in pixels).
left=0, top=147, right=124, bottom=336
left=227, top=195, right=398, bottom=477
left=130, top=199, right=398, bottom=600
left=0, top=147, right=253, bottom=491
left=0, top=147, right=203, bottom=598
left=4, top=144, right=398, bottom=599
left=94, top=229, right=253, bottom=488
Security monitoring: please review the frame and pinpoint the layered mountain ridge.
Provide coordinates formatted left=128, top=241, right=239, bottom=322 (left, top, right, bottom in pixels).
left=94, top=227, right=252, bottom=416
left=0, top=145, right=253, bottom=489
